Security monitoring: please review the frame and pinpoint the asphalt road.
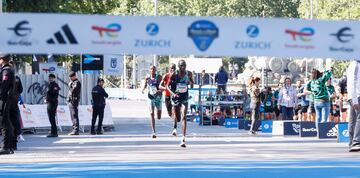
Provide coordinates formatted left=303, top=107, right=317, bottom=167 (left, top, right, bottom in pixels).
left=0, top=100, right=358, bottom=178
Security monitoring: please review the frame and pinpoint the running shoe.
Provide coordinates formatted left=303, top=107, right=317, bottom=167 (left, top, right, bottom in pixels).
left=248, top=131, right=256, bottom=136
left=152, top=133, right=157, bottom=139
left=18, top=135, right=25, bottom=142
left=180, top=137, right=186, bottom=148
left=172, top=129, right=177, bottom=136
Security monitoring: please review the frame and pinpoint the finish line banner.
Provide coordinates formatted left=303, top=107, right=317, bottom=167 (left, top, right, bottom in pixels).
left=0, top=13, right=359, bottom=59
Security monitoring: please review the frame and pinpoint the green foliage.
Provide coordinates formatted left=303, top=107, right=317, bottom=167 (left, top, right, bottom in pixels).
left=4, top=0, right=121, bottom=14
left=332, top=60, right=350, bottom=78
left=298, top=0, right=360, bottom=20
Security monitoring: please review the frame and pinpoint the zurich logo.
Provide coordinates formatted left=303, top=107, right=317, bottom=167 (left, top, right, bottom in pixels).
left=188, top=20, right=219, bottom=51
left=146, top=23, right=159, bottom=36
left=110, top=57, right=117, bottom=68
left=330, top=27, right=354, bottom=43
left=246, top=25, right=259, bottom=38
left=264, top=124, right=269, bottom=129
left=342, top=130, right=349, bottom=137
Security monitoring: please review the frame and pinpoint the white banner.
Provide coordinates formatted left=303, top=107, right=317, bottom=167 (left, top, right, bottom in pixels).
left=103, top=55, right=124, bottom=75
left=20, top=104, right=113, bottom=128
left=0, top=13, right=359, bottom=59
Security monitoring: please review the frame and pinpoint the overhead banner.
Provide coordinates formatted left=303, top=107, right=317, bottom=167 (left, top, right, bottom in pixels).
left=103, top=55, right=123, bottom=76
left=0, top=13, right=359, bottom=59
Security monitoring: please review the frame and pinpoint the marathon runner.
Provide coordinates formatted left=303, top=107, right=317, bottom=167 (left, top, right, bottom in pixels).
left=142, top=65, right=163, bottom=138
left=167, top=60, right=194, bottom=147
left=159, top=63, right=177, bottom=136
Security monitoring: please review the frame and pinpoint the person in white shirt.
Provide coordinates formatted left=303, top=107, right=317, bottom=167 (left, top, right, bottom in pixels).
left=278, top=77, right=297, bottom=120
left=347, top=60, right=360, bottom=152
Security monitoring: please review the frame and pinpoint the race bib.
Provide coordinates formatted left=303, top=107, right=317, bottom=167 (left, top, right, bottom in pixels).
left=176, top=83, right=188, bottom=93
left=149, top=85, right=157, bottom=95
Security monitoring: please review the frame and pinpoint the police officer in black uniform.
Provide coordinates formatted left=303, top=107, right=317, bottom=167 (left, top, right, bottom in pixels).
left=46, top=74, right=60, bottom=137
left=8, top=60, right=23, bottom=150
left=91, top=78, right=109, bottom=135
left=67, top=71, right=81, bottom=135
left=0, top=55, right=16, bottom=155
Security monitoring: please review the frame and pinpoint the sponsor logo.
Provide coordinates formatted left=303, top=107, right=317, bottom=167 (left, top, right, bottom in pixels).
left=329, top=27, right=354, bottom=52
left=188, top=20, right=219, bottom=51
left=263, top=124, right=270, bottom=129
left=302, top=128, right=317, bottom=132
left=42, top=67, right=56, bottom=73
left=83, top=54, right=101, bottom=64
left=7, top=20, right=37, bottom=46
left=330, top=27, right=354, bottom=43
left=226, top=121, right=232, bottom=126
left=246, top=25, right=259, bottom=38
left=47, top=24, right=78, bottom=44
left=110, top=57, right=117, bottom=68
left=327, top=126, right=338, bottom=137
left=57, top=107, right=66, bottom=114
left=22, top=108, right=32, bottom=115
left=235, top=25, right=271, bottom=50
left=285, top=27, right=315, bottom=49
left=342, top=129, right=349, bottom=137
left=146, top=23, right=159, bottom=36
left=135, top=23, right=171, bottom=48
left=92, top=23, right=122, bottom=45
left=292, top=123, right=300, bottom=133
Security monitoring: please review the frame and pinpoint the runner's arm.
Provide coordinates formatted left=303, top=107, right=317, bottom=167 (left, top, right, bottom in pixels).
left=159, top=75, right=167, bottom=91
left=142, top=76, right=148, bottom=93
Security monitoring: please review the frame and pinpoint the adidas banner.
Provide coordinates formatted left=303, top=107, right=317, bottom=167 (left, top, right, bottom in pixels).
left=318, top=122, right=338, bottom=139
left=1, top=13, right=360, bottom=59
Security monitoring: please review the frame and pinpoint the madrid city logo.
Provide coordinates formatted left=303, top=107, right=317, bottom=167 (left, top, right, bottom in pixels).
left=329, top=27, right=354, bottom=53
left=91, top=23, right=122, bottom=45
left=284, top=27, right=315, bottom=49
left=111, top=57, right=117, bottom=68
left=134, top=22, right=171, bottom=48
left=188, top=20, right=219, bottom=52
left=235, top=25, right=271, bottom=50
left=7, top=20, right=38, bottom=46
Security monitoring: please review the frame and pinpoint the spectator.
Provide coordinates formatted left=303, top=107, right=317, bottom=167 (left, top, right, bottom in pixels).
left=278, top=77, right=297, bottom=120
left=215, top=66, right=228, bottom=94
left=273, top=83, right=282, bottom=120
left=249, top=77, right=261, bottom=135
left=201, top=70, right=210, bottom=85
left=297, top=79, right=310, bottom=121
left=338, top=73, right=348, bottom=122
left=262, top=87, right=274, bottom=120
left=327, top=78, right=336, bottom=122
left=306, top=68, right=333, bottom=125
left=347, top=60, right=360, bottom=152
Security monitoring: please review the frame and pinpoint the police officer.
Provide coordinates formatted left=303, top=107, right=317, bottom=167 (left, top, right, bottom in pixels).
left=67, top=71, right=81, bottom=135
left=46, top=74, right=60, bottom=137
left=91, top=78, right=108, bottom=135
left=8, top=60, right=23, bottom=150
left=0, top=54, right=16, bottom=155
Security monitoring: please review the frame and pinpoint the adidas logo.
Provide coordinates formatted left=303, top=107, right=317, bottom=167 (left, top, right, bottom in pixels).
left=47, top=24, right=78, bottom=44
left=327, top=126, right=338, bottom=137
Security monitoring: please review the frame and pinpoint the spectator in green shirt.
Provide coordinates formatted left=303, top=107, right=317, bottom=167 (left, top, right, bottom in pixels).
left=306, top=68, right=333, bottom=125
